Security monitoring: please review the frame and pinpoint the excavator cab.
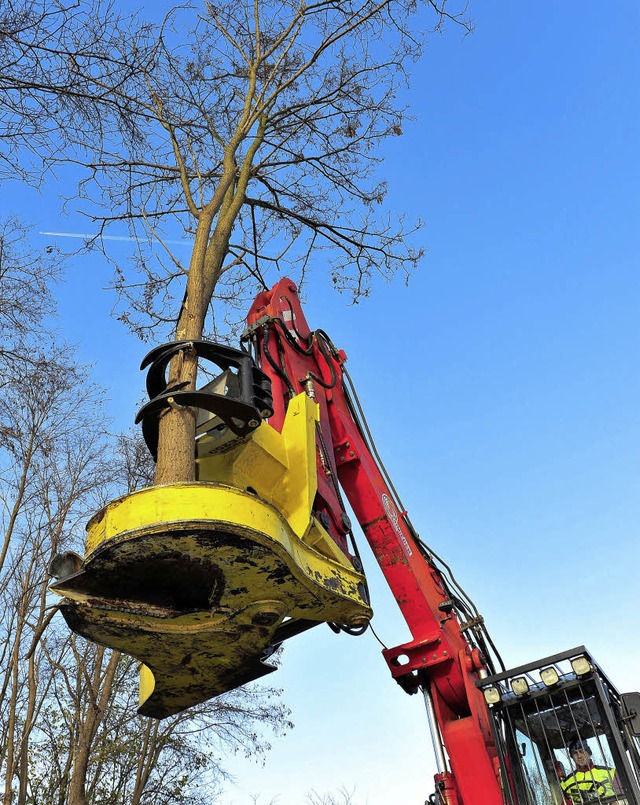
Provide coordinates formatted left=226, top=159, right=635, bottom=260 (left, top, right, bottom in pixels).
left=477, top=647, right=640, bottom=804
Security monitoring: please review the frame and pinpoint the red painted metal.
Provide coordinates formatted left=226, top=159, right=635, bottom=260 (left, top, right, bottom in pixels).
left=246, top=280, right=504, bottom=804
left=434, top=772, right=461, bottom=805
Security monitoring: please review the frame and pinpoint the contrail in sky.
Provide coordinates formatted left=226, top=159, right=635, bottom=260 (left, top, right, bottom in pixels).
left=40, top=231, right=191, bottom=246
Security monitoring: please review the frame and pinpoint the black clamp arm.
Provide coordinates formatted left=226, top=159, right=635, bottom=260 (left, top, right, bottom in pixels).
left=135, top=340, right=273, bottom=460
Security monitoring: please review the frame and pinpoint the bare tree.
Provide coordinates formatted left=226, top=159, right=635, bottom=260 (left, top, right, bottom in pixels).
left=0, top=223, right=292, bottom=803
left=0, top=346, right=114, bottom=804
left=0, top=217, right=64, bottom=378
left=29, top=635, right=291, bottom=804
left=2, top=0, right=470, bottom=485
left=0, top=0, right=143, bottom=184
left=306, top=787, right=356, bottom=805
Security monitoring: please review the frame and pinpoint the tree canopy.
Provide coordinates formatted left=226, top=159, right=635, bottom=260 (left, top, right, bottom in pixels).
left=2, top=0, right=471, bottom=482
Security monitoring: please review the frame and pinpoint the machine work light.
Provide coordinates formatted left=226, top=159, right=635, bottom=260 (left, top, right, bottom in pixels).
left=571, top=656, right=591, bottom=676
left=510, top=676, right=530, bottom=696
left=540, top=667, right=560, bottom=687
left=483, top=685, right=502, bottom=705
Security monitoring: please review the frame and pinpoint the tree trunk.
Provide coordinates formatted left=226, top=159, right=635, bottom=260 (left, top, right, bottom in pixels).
left=151, top=164, right=254, bottom=486
left=152, top=211, right=215, bottom=486
left=67, top=649, right=120, bottom=805
left=16, top=652, right=37, bottom=805
left=131, top=719, right=159, bottom=805
left=3, top=616, right=24, bottom=805
left=152, top=345, right=199, bottom=485
left=0, top=431, right=36, bottom=575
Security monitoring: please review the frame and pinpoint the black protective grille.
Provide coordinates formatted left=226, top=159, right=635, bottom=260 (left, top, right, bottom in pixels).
left=477, top=647, right=640, bottom=805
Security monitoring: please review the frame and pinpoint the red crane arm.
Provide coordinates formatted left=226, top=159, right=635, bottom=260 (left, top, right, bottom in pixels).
left=245, top=280, right=503, bottom=804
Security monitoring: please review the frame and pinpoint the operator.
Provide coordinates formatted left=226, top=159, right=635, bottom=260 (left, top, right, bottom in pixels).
left=561, top=739, right=620, bottom=803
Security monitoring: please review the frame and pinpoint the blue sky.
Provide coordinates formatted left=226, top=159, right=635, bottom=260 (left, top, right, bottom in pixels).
left=4, top=2, right=639, bottom=803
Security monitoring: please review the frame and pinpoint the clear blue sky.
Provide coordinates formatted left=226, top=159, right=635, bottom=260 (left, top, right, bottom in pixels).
left=5, top=2, right=639, bottom=803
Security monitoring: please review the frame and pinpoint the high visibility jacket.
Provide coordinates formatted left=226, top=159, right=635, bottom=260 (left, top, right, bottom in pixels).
left=561, top=764, right=617, bottom=802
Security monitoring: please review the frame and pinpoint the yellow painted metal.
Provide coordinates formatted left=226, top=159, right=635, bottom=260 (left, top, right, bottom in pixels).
left=197, top=391, right=344, bottom=559
left=198, top=394, right=322, bottom=541
left=51, top=393, right=371, bottom=718
left=65, top=482, right=369, bottom=619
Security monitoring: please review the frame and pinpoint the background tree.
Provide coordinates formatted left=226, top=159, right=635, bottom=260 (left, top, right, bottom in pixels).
left=0, top=216, right=63, bottom=377
left=0, top=0, right=141, bottom=185
left=0, top=220, right=291, bottom=804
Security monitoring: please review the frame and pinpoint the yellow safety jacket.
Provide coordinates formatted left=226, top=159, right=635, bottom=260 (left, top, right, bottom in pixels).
left=561, top=764, right=617, bottom=802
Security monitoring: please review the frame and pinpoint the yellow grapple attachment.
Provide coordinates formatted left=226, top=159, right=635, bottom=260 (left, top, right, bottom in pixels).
left=50, top=394, right=371, bottom=718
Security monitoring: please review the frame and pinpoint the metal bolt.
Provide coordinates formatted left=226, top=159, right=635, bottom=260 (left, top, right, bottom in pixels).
left=318, top=512, right=331, bottom=529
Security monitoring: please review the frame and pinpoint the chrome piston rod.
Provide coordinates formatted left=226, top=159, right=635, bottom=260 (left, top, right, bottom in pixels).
left=422, top=686, right=448, bottom=774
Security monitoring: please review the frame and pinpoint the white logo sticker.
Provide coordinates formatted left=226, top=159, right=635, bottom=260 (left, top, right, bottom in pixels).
left=381, top=493, right=413, bottom=558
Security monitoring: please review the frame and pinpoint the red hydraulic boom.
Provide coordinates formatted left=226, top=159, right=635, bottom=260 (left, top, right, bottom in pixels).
left=244, top=279, right=503, bottom=804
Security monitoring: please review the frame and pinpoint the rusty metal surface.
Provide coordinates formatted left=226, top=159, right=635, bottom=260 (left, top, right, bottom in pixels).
left=51, top=484, right=372, bottom=717
left=52, top=523, right=368, bottom=620
left=60, top=599, right=281, bottom=719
